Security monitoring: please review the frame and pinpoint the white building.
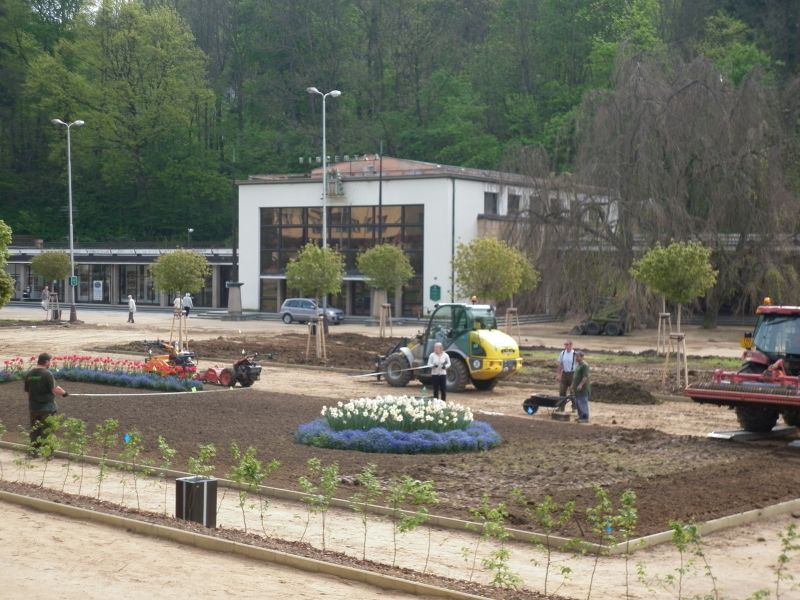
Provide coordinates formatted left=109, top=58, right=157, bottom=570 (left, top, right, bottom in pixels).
left=237, top=156, right=534, bottom=317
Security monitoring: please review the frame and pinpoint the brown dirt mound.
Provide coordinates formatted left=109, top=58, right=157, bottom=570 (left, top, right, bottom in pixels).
left=592, top=382, right=659, bottom=404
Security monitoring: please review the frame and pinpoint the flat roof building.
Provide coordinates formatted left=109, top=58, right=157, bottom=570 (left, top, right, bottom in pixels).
left=237, top=156, right=535, bottom=317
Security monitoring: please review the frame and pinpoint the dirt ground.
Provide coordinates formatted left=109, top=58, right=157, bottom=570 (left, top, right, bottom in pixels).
left=1, top=305, right=799, bottom=599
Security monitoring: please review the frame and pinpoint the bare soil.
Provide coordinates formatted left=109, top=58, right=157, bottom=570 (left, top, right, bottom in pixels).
left=2, top=309, right=799, bottom=599
left=2, top=377, right=799, bottom=541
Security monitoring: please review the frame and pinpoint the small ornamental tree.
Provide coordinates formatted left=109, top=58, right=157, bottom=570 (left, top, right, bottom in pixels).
left=452, top=238, right=539, bottom=304
left=630, top=241, right=718, bottom=331
left=0, top=220, right=14, bottom=308
left=285, top=243, right=344, bottom=304
left=357, top=244, right=415, bottom=311
left=30, top=251, right=71, bottom=284
left=31, top=251, right=71, bottom=318
left=150, top=249, right=210, bottom=298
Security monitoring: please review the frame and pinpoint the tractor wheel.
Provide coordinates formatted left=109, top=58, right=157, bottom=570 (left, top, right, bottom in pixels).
left=384, top=353, right=412, bottom=387
left=446, top=357, right=470, bottom=392
left=473, top=378, right=498, bottom=391
left=219, top=367, right=236, bottom=387
left=735, top=405, right=779, bottom=433
left=237, top=376, right=255, bottom=388
left=282, top=313, right=293, bottom=324
left=584, top=320, right=601, bottom=335
left=782, top=408, right=800, bottom=427
left=604, top=322, right=622, bottom=336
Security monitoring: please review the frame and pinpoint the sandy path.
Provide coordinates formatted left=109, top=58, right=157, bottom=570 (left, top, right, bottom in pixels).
left=0, top=304, right=796, bottom=599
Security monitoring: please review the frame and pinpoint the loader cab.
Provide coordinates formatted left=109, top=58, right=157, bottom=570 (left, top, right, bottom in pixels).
left=422, top=303, right=496, bottom=357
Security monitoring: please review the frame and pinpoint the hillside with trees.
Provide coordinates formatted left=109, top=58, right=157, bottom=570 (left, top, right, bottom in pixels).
left=2, top=0, right=799, bottom=318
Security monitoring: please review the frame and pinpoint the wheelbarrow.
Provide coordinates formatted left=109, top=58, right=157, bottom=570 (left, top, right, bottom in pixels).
left=522, top=394, right=573, bottom=421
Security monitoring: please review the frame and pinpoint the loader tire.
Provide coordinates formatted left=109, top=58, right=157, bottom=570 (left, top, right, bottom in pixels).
left=584, top=320, right=601, bottom=335
left=604, top=322, right=622, bottom=336
left=735, top=405, right=779, bottom=433
left=446, top=357, right=470, bottom=392
left=384, top=353, right=412, bottom=387
left=473, top=378, right=498, bottom=391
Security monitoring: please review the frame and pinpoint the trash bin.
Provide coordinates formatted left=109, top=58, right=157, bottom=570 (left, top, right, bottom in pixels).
left=175, top=476, right=217, bottom=528
left=52, top=309, right=61, bottom=321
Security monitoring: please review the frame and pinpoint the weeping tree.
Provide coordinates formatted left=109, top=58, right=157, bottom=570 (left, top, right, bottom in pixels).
left=575, top=54, right=799, bottom=323
left=504, top=53, right=800, bottom=324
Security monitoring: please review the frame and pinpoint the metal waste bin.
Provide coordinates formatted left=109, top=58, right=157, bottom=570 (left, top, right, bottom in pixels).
left=175, top=476, right=217, bottom=528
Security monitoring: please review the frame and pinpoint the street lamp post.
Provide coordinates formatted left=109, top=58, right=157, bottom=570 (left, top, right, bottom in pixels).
left=306, top=87, right=341, bottom=251
left=187, top=228, right=194, bottom=248
left=51, top=118, right=84, bottom=323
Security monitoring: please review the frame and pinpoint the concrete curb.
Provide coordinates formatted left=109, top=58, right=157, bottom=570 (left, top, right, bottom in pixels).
left=0, top=489, right=489, bottom=600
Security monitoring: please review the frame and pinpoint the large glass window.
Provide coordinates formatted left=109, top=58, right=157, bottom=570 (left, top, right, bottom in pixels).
left=77, top=264, right=112, bottom=303
left=120, top=265, right=157, bottom=304
left=259, top=204, right=424, bottom=316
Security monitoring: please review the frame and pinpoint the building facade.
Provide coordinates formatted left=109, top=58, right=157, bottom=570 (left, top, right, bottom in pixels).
left=238, top=156, right=533, bottom=317
left=6, top=241, right=234, bottom=309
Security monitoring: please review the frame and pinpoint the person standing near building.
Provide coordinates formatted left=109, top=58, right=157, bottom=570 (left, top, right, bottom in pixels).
left=572, top=350, right=591, bottom=423
left=24, top=352, right=68, bottom=452
left=182, top=292, right=194, bottom=317
left=127, top=294, right=136, bottom=323
left=427, top=341, right=451, bottom=400
left=173, top=294, right=181, bottom=314
left=557, top=339, right=576, bottom=411
left=40, top=285, right=50, bottom=314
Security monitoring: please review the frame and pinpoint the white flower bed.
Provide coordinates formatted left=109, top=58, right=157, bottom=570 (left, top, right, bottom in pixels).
left=322, top=394, right=473, bottom=433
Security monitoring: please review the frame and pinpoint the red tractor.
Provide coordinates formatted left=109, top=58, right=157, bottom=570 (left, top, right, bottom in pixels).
left=685, top=300, right=800, bottom=432
left=198, top=353, right=261, bottom=388
left=143, top=340, right=261, bottom=388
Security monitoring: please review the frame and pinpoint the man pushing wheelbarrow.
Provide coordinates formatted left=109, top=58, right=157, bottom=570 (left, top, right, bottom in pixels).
left=523, top=348, right=591, bottom=423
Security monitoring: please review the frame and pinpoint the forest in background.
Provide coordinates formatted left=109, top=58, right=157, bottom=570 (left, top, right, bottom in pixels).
left=2, top=0, right=800, bottom=318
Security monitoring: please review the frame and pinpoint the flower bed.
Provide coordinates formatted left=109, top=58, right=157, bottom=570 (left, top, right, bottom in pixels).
left=0, top=355, right=202, bottom=391
left=296, top=395, right=501, bottom=453
left=56, top=368, right=203, bottom=391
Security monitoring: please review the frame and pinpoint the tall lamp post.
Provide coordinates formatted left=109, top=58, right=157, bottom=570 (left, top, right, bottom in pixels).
left=305, top=87, right=341, bottom=251
left=187, top=228, right=194, bottom=248
left=51, top=118, right=84, bottom=323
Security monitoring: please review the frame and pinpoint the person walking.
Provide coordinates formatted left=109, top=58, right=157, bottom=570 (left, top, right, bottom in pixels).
left=173, top=294, right=181, bottom=314
left=557, top=339, right=576, bottom=412
left=127, top=294, right=136, bottom=323
left=572, top=350, right=591, bottom=423
left=24, top=352, right=68, bottom=452
left=182, top=292, right=194, bottom=317
left=427, top=341, right=451, bottom=400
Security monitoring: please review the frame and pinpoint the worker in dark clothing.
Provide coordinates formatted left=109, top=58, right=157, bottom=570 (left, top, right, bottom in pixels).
left=24, top=353, right=68, bottom=451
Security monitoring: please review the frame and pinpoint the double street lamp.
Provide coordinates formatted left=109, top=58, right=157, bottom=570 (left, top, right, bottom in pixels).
left=51, top=118, right=84, bottom=322
left=305, top=87, right=341, bottom=251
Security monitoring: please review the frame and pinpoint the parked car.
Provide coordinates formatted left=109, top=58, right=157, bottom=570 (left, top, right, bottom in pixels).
left=280, top=298, right=344, bottom=324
